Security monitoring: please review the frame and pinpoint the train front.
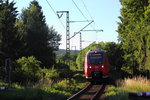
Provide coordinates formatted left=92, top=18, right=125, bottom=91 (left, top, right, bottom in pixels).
left=84, top=49, right=109, bottom=82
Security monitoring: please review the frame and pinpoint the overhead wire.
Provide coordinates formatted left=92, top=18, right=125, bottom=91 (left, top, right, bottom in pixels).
left=80, top=0, right=98, bottom=30
left=45, top=0, right=65, bottom=29
left=72, top=0, right=88, bottom=21
left=72, top=0, right=103, bottom=43
left=71, top=0, right=95, bottom=30
left=80, top=0, right=94, bottom=22
left=81, top=0, right=103, bottom=31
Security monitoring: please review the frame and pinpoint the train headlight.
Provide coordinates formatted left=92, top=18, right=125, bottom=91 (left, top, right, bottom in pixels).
left=89, top=66, right=92, bottom=69
left=102, top=65, right=104, bottom=68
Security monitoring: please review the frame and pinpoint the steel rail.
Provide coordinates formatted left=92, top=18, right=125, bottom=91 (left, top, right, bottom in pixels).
left=67, top=82, right=91, bottom=100
left=67, top=83, right=106, bottom=100
left=91, top=84, right=106, bottom=100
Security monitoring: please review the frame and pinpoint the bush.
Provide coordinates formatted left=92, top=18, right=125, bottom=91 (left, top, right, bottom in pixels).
left=41, top=68, right=59, bottom=82
left=12, top=56, right=42, bottom=84
left=55, top=62, right=70, bottom=70
left=54, top=62, right=73, bottom=78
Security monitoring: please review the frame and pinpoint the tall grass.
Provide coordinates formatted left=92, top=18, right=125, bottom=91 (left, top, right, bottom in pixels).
left=105, top=76, right=150, bottom=100
left=120, top=76, right=150, bottom=92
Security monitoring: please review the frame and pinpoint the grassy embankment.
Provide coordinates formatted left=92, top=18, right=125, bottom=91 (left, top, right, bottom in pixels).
left=105, top=76, right=150, bottom=100
left=0, top=69, right=86, bottom=100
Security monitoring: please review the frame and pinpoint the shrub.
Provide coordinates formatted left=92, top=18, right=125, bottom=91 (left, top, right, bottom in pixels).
left=53, top=79, right=68, bottom=91
left=0, top=81, right=8, bottom=86
left=12, top=83, right=24, bottom=89
left=12, top=56, right=42, bottom=84
left=41, top=68, right=59, bottom=82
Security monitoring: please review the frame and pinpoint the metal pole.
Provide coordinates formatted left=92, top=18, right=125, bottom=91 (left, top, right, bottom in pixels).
left=66, top=11, right=70, bottom=65
left=80, top=32, right=82, bottom=70
left=57, top=11, right=70, bottom=65
left=80, top=32, right=82, bottom=50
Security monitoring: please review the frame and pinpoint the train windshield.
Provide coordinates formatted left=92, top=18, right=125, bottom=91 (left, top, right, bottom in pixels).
left=88, top=53, right=103, bottom=64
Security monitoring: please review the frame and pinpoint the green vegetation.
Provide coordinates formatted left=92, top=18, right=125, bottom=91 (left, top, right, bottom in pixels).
left=0, top=0, right=150, bottom=99
left=56, top=52, right=78, bottom=71
left=13, top=56, right=42, bottom=84
left=119, top=77, right=150, bottom=92
left=0, top=0, right=19, bottom=60
left=0, top=0, right=61, bottom=68
left=76, top=42, right=124, bottom=70
left=0, top=52, right=85, bottom=100
left=0, top=67, right=86, bottom=100
left=105, top=77, right=150, bottom=100
left=118, top=0, right=150, bottom=74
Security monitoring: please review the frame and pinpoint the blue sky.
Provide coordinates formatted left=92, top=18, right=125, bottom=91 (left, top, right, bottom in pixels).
left=11, top=0, right=122, bottom=50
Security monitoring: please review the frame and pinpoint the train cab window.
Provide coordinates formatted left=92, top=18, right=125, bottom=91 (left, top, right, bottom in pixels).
left=88, top=53, right=103, bottom=64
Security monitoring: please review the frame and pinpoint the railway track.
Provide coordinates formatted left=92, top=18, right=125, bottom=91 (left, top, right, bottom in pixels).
left=67, top=82, right=106, bottom=100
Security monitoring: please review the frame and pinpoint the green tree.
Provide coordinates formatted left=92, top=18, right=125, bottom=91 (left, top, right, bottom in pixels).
left=0, top=0, right=20, bottom=60
left=57, top=52, right=78, bottom=62
left=118, top=0, right=150, bottom=74
left=18, top=0, right=61, bottom=68
left=104, top=42, right=124, bottom=70
left=57, top=52, right=78, bottom=69
left=143, top=0, right=150, bottom=70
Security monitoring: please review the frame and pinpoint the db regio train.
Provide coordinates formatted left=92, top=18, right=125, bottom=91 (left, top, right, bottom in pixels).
left=84, top=49, right=109, bottom=82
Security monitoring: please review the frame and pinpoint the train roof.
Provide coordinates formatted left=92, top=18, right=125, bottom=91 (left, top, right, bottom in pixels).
left=87, top=49, right=105, bottom=54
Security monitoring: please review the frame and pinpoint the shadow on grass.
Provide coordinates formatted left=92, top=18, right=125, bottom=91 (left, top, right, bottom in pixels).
left=0, top=88, right=68, bottom=100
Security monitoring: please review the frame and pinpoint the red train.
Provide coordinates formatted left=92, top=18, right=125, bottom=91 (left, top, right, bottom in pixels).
left=84, top=49, right=109, bottom=82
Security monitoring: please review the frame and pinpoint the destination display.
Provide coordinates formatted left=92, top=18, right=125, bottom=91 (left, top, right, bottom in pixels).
left=89, top=53, right=102, bottom=56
